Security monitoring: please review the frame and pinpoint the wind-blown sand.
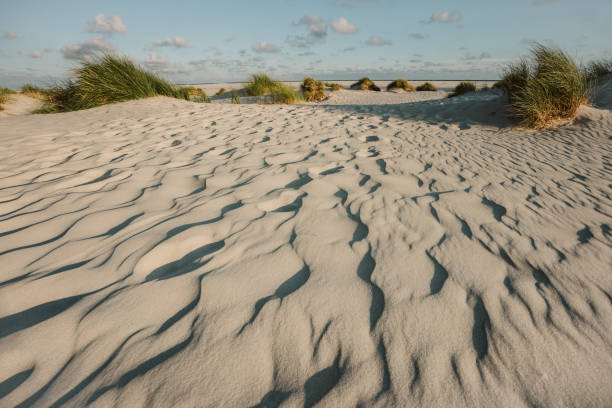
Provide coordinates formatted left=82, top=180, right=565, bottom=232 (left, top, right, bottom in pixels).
left=0, top=85, right=611, bottom=407
left=0, top=94, right=41, bottom=117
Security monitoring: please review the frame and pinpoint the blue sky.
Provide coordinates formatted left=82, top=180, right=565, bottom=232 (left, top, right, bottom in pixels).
left=1, top=0, right=611, bottom=87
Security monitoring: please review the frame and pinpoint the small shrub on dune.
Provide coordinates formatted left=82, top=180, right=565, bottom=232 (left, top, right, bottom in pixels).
left=216, top=88, right=227, bottom=96
left=448, top=81, right=477, bottom=98
left=416, top=82, right=437, bottom=91
left=181, top=86, right=210, bottom=102
left=499, top=44, right=588, bottom=128
left=387, top=78, right=415, bottom=92
left=350, top=77, right=380, bottom=91
left=231, top=89, right=240, bottom=104
left=270, top=83, right=303, bottom=104
left=245, top=74, right=279, bottom=96
left=36, top=54, right=190, bottom=113
left=331, top=83, right=343, bottom=91
left=301, top=77, right=326, bottom=102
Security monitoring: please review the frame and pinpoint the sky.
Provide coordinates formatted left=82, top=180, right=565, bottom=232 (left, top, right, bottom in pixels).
left=1, top=0, right=611, bottom=88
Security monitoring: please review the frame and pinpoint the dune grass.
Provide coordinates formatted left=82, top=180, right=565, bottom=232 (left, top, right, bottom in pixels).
left=416, top=82, right=437, bottom=91
left=330, top=83, right=343, bottom=92
left=216, top=88, right=227, bottom=96
left=499, top=44, right=588, bottom=128
left=350, top=77, right=380, bottom=91
left=244, top=74, right=302, bottom=104
left=583, top=59, right=612, bottom=81
left=231, top=89, right=240, bottom=104
left=245, top=74, right=280, bottom=96
left=270, top=83, right=303, bottom=104
left=34, top=54, right=192, bottom=113
left=0, top=88, right=17, bottom=111
left=180, top=86, right=210, bottom=102
left=21, top=83, right=48, bottom=98
left=448, top=81, right=477, bottom=98
left=387, top=79, right=415, bottom=92
left=301, top=77, right=326, bottom=102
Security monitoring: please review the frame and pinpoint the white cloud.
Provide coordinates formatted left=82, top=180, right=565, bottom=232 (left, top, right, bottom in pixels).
left=428, top=11, right=461, bottom=23
left=142, top=53, right=186, bottom=74
left=331, top=18, right=358, bottom=34
left=252, top=42, right=280, bottom=53
left=61, top=37, right=116, bottom=60
left=153, top=37, right=190, bottom=48
left=409, top=33, right=425, bottom=40
left=29, top=50, right=42, bottom=58
left=86, top=14, right=127, bottom=33
left=366, top=35, right=392, bottom=46
left=296, top=14, right=328, bottom=38
left=3, top=32, right=18, bottom=39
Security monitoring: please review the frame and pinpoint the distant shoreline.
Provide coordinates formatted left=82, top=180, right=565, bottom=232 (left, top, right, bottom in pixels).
left=179, top=79, right=498, bottom=85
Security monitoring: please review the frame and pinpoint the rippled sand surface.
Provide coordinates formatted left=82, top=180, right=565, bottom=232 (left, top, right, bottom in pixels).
left=1, top=88, right=611, bottom=407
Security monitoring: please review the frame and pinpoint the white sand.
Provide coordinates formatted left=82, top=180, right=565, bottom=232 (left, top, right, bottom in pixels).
left=0, top=84, right=611, bottom=407
left=0, top=94, right=41, bottom=117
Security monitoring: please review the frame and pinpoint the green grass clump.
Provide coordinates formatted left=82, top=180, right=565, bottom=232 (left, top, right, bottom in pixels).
left=301, top=77, right=326, bottom=102
left=350, top=77, right=380, bottom=91
left=180, top=86, right=210, bottom=102
left=245, top=74, right=280, bottom=96
left=216, top=88, right=227, bottom=96
left=35, top=54, right=191, bottom=113
left=499, top=44, right=588, bottom=128
left=416, top=82, right=437, bottom=91
left=448, top=81, right=477, bottom=97
left=244, top=74, right=302, bottom=104
left=387, top=79, right=415, bottom=92
left=270, top=83, right=303, bottom=104
left=231, top=89, right=240, bottom=104
left=330, top=83, right=343, bottom=91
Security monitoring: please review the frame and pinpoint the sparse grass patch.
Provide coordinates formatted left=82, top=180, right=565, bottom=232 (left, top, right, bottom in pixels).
left=301, top=77, right=326, bottom=102
left=270, top=83, right=303, bottom=104
left=331, top=83, right=343, bottom=91
left=34, top=54, right=192, bottom=113
left=21, top=83, right=48, bottom=98
left=231, top=89, right=240, bottom=104
left=181, top=86, right=210, bottom=102
left=245, top=74, right=280, bottom=96
left=416, top=82, right=437, bottom=91
left=499, top=44, right=588, bottom=128
left=387, top=78, right=415, bottom=92
left=244, top=74, right=302, bottom=104
left=0, top=88, right=17, bottom=110
left=448, top=81, right=477, bottom=98
left=350, top=77, right=380, bottom=91
left=216, top=88, right=227, bottom=96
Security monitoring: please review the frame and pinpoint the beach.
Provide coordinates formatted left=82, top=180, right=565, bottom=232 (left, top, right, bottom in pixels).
left=1, top=82, right=611, bottom=407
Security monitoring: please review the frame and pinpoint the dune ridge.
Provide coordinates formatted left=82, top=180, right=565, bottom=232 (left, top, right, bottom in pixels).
left=0, top=89, right=611, bottom=407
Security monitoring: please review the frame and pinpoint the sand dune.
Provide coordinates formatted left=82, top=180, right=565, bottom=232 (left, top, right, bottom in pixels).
left=0, top=87, right=611, bottom=407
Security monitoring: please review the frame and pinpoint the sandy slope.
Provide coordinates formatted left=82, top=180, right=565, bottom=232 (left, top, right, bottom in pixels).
left=0, top=89, right=611, bottom=407
left=0, top=94, right=42, bottom=117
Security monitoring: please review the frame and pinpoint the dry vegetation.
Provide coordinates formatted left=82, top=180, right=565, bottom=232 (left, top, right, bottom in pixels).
left=416, top=82, right=437, bottom=91
left=386, top=79, right=415, bottom=92
left=301, top=78, right=326, bottom=102
left=350, top=77, right=380, bottom=91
